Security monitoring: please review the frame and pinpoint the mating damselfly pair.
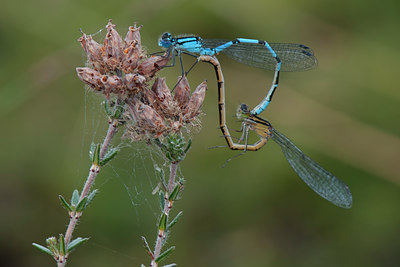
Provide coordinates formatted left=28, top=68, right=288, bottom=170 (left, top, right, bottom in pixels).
left=157, top=33, right=352, bottom=209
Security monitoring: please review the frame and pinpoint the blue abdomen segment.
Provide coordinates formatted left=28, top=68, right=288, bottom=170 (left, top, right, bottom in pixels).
left=209, top=38, right=282, bottom=115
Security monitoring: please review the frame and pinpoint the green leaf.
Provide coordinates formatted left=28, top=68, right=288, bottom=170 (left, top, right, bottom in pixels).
left=59, top=195, right=72, bottom=212
left=168, top=185, right=180, bottom=202
left=162, top=264, right=177, bottom=267
left=86, top=189, right=98, bottom=207
left=167, top=211, right=183, bottom=231
left=89, top=142, right=96, bottom=161
left=104, top=99, right=112, bottom=116
left=155, top=246, right=175, bottom=263
left=113, top=103, right=124, bottom=119
left=67, top=237, right=89, bottom=252
left=58, top=234, right=66, bottom=256
left=100, top=147, right=119, bottom=166
left=153, top=135, right=192, bottom=163
left=184, top=139, right=192, bottom=154
left=32, top=243, right=53, bottom=256
left=159, top=192, right=165, bottom=211
left=76, top=197, right=88, bottom=212
left=92, top=144, right=100, bottom=165
left=141, top=236, right=153, bottom=259
left=71, top=190, right=80, bottom=206
left=158, top=213, right=167, bottom=231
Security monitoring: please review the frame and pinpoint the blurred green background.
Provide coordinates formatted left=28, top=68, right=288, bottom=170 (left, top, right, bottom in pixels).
left=1, top=0, right=400, bottom=266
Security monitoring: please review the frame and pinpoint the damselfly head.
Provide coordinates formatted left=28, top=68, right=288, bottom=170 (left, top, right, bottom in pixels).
left=159, top=32, right=172, bottom=48
left=236, top=103, right=250, bottom=119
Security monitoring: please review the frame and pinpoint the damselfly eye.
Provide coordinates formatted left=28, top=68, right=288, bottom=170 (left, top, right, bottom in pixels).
left=161, top=32, right=171, bottom=41
left=240, top=103, right=249, bottom=113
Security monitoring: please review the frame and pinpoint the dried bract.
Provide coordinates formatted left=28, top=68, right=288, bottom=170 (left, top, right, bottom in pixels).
left=150, top=78, right=175, bottom=116
left=137, top=55, right=170, bottom=78
left=78, top=34, right=105, bottom=73
left=124, top=73, right=146, bottom=93
left=174, top=76, right=191, bottom=109
left=76, top=67, right=104, bottom=92
left=103, top=20, right=123, bottom=71
left=183, top=81, right=207, bottom=122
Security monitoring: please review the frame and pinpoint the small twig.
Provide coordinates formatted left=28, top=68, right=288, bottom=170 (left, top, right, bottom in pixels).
left=59, top=118, right=119, bottom=267
left=78, top=119, right=118, bottom=202
left=150, top=162, right=179, bottom=267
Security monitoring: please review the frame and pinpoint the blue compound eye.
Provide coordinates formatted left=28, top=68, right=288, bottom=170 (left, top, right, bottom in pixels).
left=159, top=32, right=173, bottom=48
left=161, top=32, right=171, bottom=41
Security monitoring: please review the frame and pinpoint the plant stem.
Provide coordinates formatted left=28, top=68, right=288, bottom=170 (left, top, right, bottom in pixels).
left=150, top=162, right=179, bottom=267
left=168, top=162, right=178, bottom=192
left=60, top=118, right=119, bottom=267
left=79, top=119, right=118, bottom=201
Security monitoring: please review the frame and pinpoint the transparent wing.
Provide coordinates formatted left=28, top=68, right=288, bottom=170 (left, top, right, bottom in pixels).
left=270, top=128, right=352, bottom=208
left=203, top=39, right=317, bottom=72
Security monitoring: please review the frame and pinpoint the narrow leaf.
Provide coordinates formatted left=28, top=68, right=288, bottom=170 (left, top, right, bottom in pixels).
left=168, top=185, right=180, bottom=202
left=67, top=237, right=89, bottom=252
left=184, top=139, right=192, bottom=154
left=32, top=243, right=53, bottom=256
left=92, top=144, right=100, bottom=165
left=167, top=211, right=183, bottom=231
left=100, top=147, right=119, bottom=166
left=89, top=142, right=96, bottom=161
left=104, top=99, right=112, bottom=116
left=76, top=197, right=88, bottom=212
left=155, top=246, right=175, bottom=263
left=152, top=182, right=162, bottom=195
left=158, top=213, right=167, bottom=231
left=58, top=234, right=66, bottom=256
left=159, top=192, right=165, bottom=211
left=86, top=189, right=98, bottom=207
left=59, top=195, right=72, bottom=212
left=141, top=236, right=153, bottom=259
left=71, top=190, right=80, bottom=206
left=162, top=264, right=177, bottom=267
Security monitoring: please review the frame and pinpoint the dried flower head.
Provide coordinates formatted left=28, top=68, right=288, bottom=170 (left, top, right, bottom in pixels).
left=76, top=20, right=207, bottom=141
left=76, top=19, right=169, bottom=98
left=124, top=75, right=207, bottom=141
